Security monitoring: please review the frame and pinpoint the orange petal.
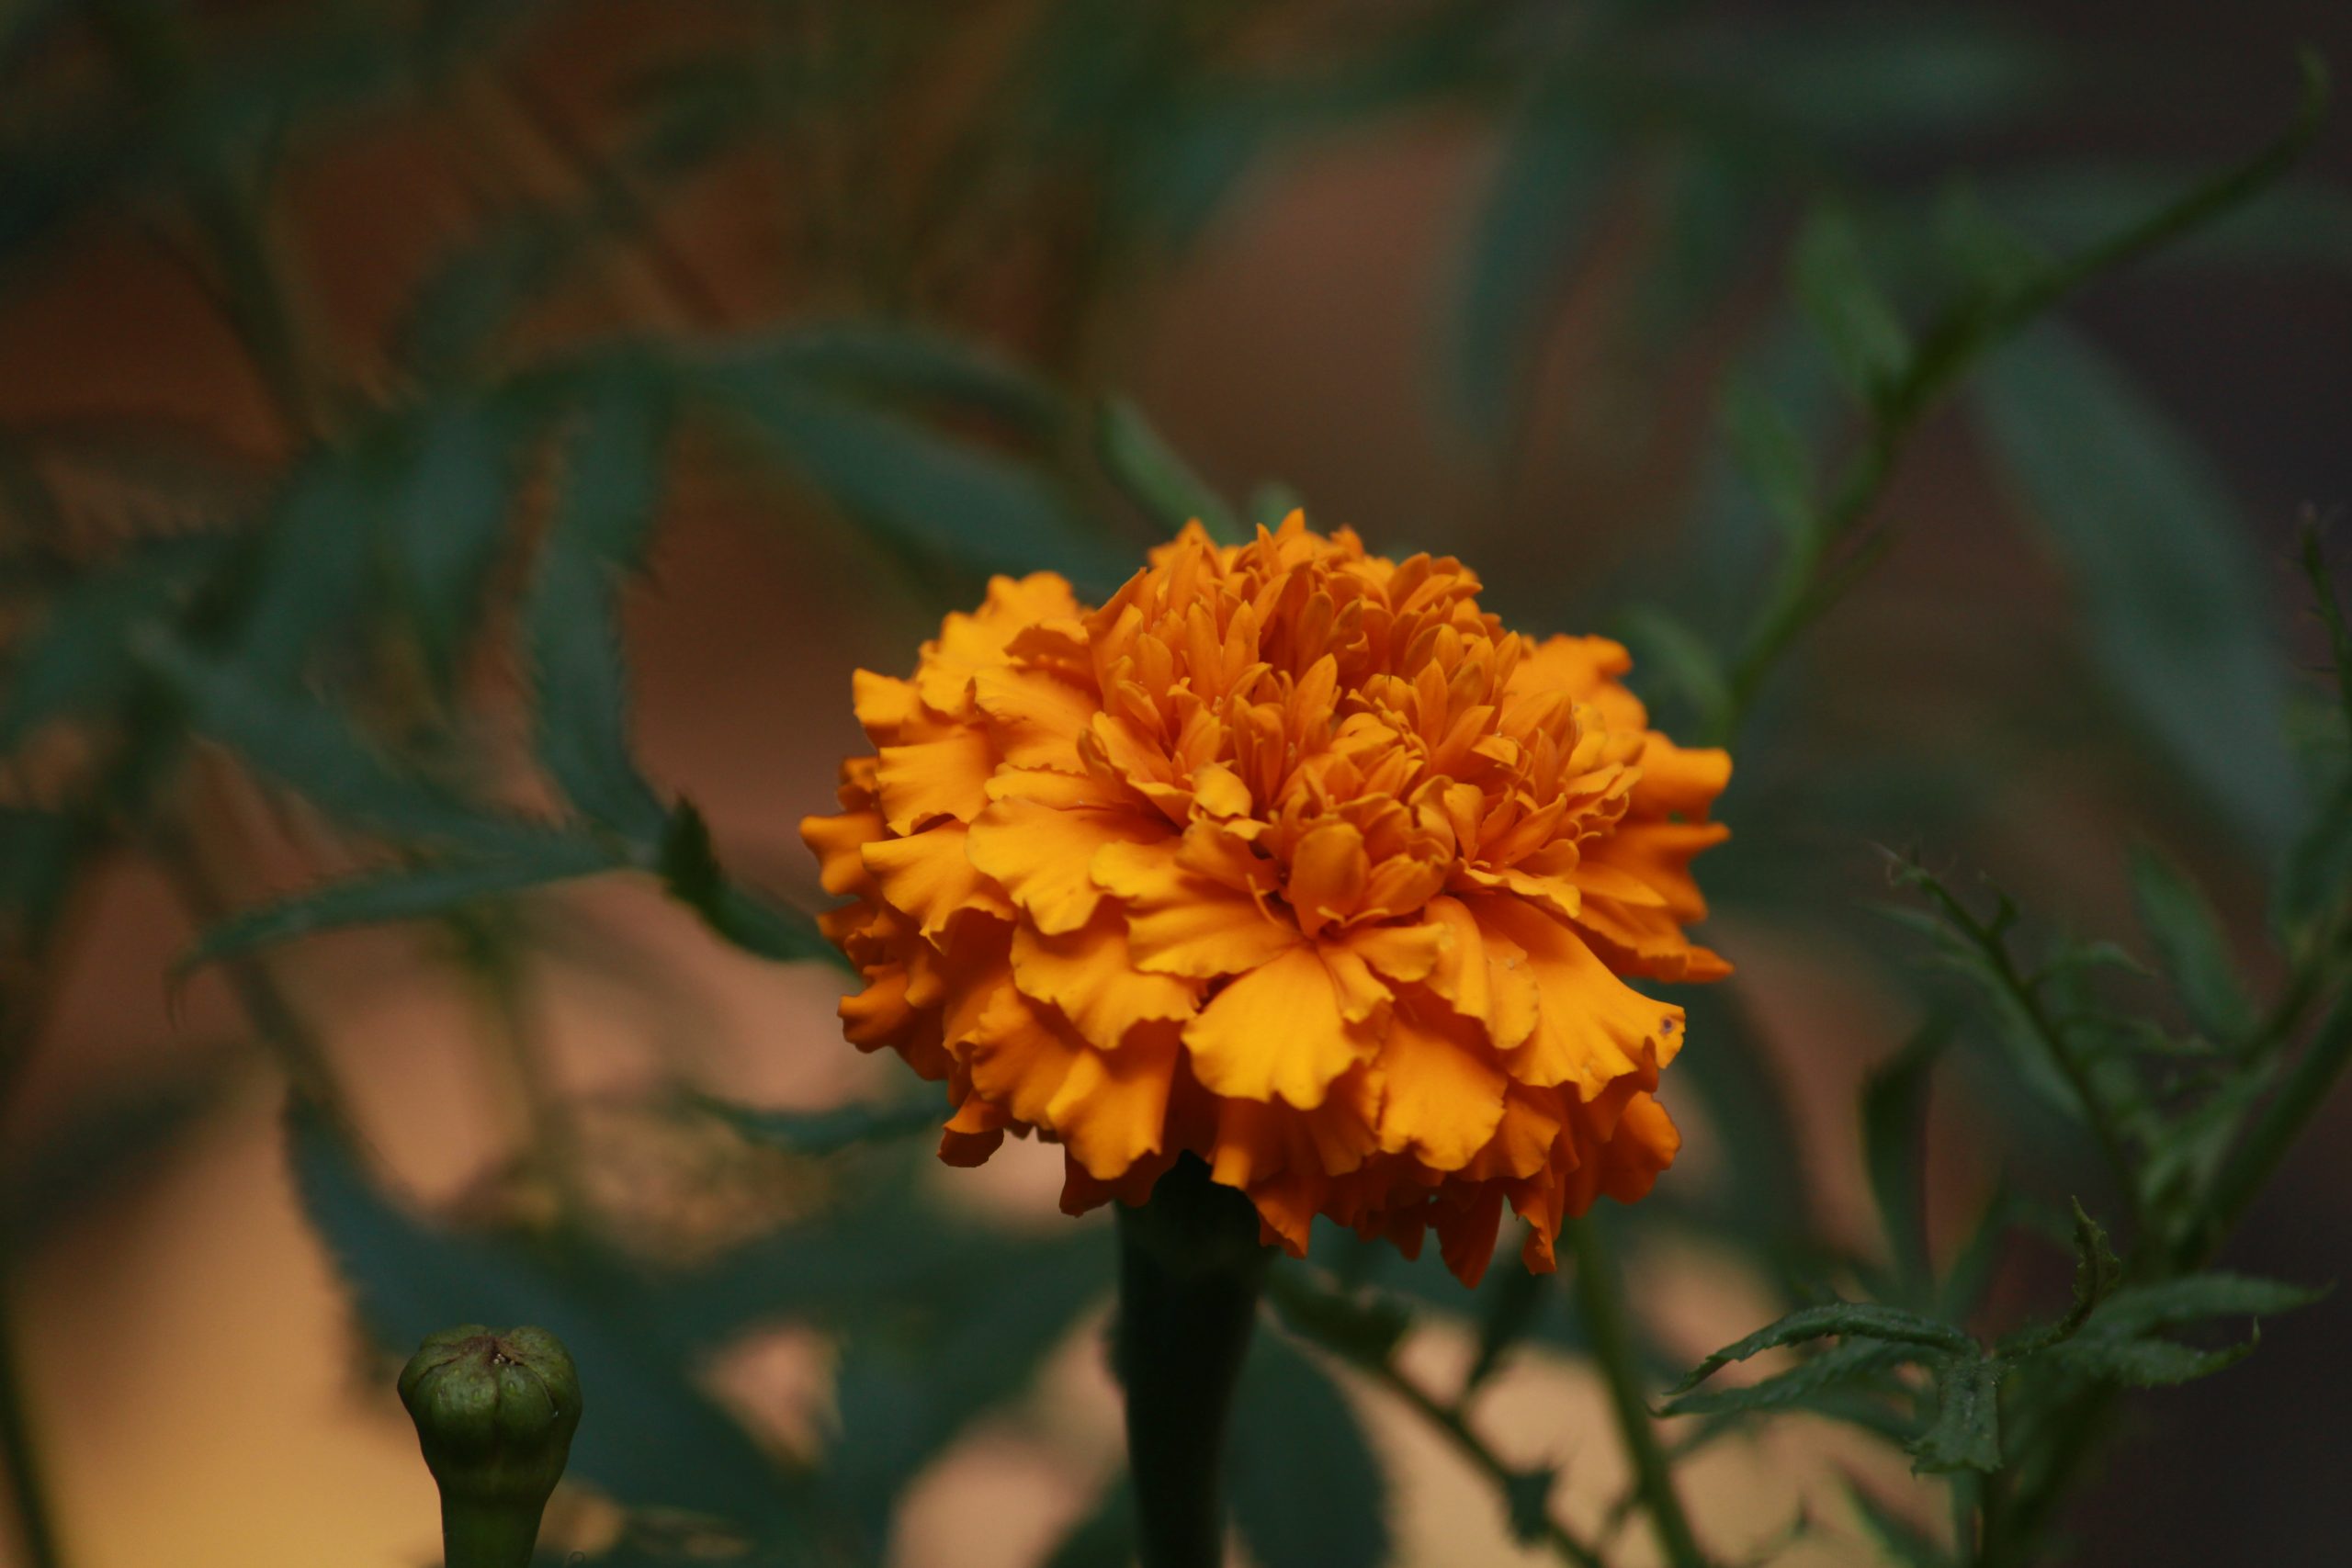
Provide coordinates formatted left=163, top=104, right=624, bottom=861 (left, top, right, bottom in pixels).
left=1287, top=821, right=1368, bottom=934
left=1182, top=943, right=1381, bottom=1107
left=1373, top=1003, right=1508, bottom=1172
left=861, top=822, right=1012, bottom=938
left=967, top=796, right=1170, bottom=936
left=974, top=665, right=1096, bottom=772
left=1011, top=908, right=1199, bottom=1051
left=801, top=806, right=887, bottom=897
left=1422, top=896, right=1539, bottom=1049
left=1470, top=897, right=1681, bottom=1096
left=875, top=728, right=996, bottom=833
left=1046, top=1021, right=1180, bottom=1179
left=1632, top=736, right=1731, bottom=818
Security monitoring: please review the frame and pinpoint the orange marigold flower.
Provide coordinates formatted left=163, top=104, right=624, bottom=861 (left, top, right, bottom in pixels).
left=800, top=514, right=1731, bottom=1285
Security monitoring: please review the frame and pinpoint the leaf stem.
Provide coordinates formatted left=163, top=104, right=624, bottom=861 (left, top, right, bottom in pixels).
left=1114, top=1157, right=1271, bottom=1568
left=0, top=1250, right=67, bottom=1568
left=1565, top=1219, right=1711, bottom=1568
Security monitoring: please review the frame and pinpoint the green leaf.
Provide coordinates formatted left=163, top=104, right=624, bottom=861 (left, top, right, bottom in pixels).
left=763, top=324, right=1066, bottom=440
left=526, top=377, right=673, bottom=838
left=1611, top=604, right=1732, bottom=733
left=656, top=800, right=840, bottom=966
left=1452, top=85, right=1615, bottom=430
left=286, top=1101, right=806, bottom=1529
left=1229, top=1333, right=1391, bottom=1568
left=1094, top=398, right=1243, bottom=545
left=1673, top=1302, right=1976, bottom=1394
left=1976, top=165, right=2352, bottom=277
left=2085, top=1273, right=2327, bottom=1337
left=1464, top=1265, right=1547, bottom=1392
left=1911, top=1354, right=2003, bottom=1472
left=2048, top=1330, right=2257, bottom=1387
left=232, top=451, right=379, bottom=677
left=1862, top=1023, right=1945, bottom=1300
left=1975, top=324, right=2302, bottom=853
left=1791, top=208, right=1911, bottom=404
left=387, top=395, right=533, bottom=686
left=707, top=358, right=1126, bottom=589
left=695, top=1093, right=946, bottom=1158
left=1660, top=1336, right=1921, bottom=1420
left=2128, top=843, right=2256, bottom=1043
left=1719, top=10, right=2053, bottom=145
left=177, top=844, right=621, bottom=972
left=1722, top=377, right=1818, bottom=541
left=144, top=639, right=548, bottom=855
left=1264, top=1267, right=1413, bottom=1369
left=0, top=534, right=228, bottom=748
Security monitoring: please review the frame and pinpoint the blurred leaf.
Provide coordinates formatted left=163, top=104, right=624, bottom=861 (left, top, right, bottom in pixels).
left=1711, top=9, right=2053, bottom=145
left=143, top=638, right=546, bottom=855
left=2046, top=1329, right=2257, bottom=1387
left=1791, top=208, right=1911, bottom=404
left=1612, top=604, right=1730, bottom=731
left=526, top=376, right=673, bottom=838
left=0, top=533, right=227, bottom=748
left=1095, top=398, right=1243, bottom=545
left=1265, top=1264, right=1412, bottom=1368
left=1, top=1049, right=240, bottom=1247
left=764, top=324, right=1066, bottom=441
left=1979, top=166, right=2352, bottom=276
left=1229, top=1333, right=1391, bottom=1568
left=657, top=799, right=842, bottom=967
left=1975, top=324, right=2302, bottom=852
left=287, top=1101, right=812, bottom=1531
left=2128, top=844, right=2256, bottom=1043
left=1453, top=85, right=1615, bottom=429
left=2272, top=775, right=2352, bottom=940
left=2084, top=1273, right=2327, bottom=1337
left=387, top=395, right=535, bottom=687
left=1937, top=1182, right=2018, bottom=1322
left=709, top=357, right=1125, bottom=588
left=1862, top=1024, right=1945, bottom=1301
left=1912, top=1354, right=2002, bottom=1473
left=178, top=843, right=620, bottom=972
left=1464, top=1265, right=1547, bottom=1392
left=0, top=807, right=85, bottom=935
left=1722, top=377, right=1818, bottom=541
left=828, top=1235, right=1106, bottom=1545
left=232, top=450, right=380, bottom=677
left=696, top=1093, right=945, bottom=1158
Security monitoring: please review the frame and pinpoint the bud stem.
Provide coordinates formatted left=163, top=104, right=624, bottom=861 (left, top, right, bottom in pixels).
left=1115, top=1155, right=1272, bottom=1568
left=439, top=1496, right=551, bottom=1568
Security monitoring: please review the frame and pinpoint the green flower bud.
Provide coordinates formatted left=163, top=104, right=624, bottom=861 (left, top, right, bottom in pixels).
left=399, top=1325, right=582, bottom=1568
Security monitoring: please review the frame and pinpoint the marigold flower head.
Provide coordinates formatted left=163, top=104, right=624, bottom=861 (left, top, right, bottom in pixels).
left=801, top=515, right=1731, bottom=1285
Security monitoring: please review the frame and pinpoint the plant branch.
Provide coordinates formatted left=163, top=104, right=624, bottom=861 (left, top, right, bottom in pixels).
left=1565, top=1219, right=1711, bottom=1568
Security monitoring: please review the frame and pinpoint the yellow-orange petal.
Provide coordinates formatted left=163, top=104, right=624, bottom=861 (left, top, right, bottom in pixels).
left=1422, top=895, right=1540, bottom=1050
left=1046, top=1020, right=1180, bottom=1179
left=875, top=728, right=996, bottom=833
left=974, top=665, right=1095, bottom=772
left=1472, top=896, right=1681, bottom=1095
left=1011, top=909, right=1199, bottom=1051
left=1182, top=944, right=1381, bottom=1108
left=1287, top=821, right=1368, bottom=934
left=861, top=823, right=1012, bottom=938
left=801, top=806, right=888, bottom=897
left=967, top=795, right=1170, bottom=936
left=1373, top=1004, right=1508, bottom=1172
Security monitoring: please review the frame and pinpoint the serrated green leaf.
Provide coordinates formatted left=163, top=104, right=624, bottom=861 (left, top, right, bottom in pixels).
left=1674, top=1301, right=1976, bottom=1395
left=1911, top=1354, right=2002, bottom=1472
left=2085, top=1273, right=2327, bottom=1337
left=144, top=639, right=548, bottom=855
left=656, top=800, right=840, bottom=966
left=1230, top=1333, right=1391, bottom=1568
left=526, top=378, right=673, bottom=838
left=1862, top=1023, right=1945, bottom=1301
left=1791, top=208, right=1911, bottom=404
left=1722, top=377, right=1817, bottom=540
left=763, top=323, right=1066, bottom=440
left=178, top=843, right=620, bottom=973
left=1976, top=325, right=2302, bottom=853
left=1661, top=1336, right=1921, bottom=1420
left=1094, top=398, right=1243, bottom=545
left=2128, top=844, right=2256, bottom=1043
left=2049, top=1329, right=2257, bottom=1387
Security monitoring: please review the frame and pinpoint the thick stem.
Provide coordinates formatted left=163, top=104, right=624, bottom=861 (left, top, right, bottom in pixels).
left=439, top=1497, right=548, bottom=1568
left=1115, top=1156, right=1271, bottom=1568
left=1566, top=1217, right=1710, bottom=1568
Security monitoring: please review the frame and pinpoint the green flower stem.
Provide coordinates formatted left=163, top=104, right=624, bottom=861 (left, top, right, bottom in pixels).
left=1115, top=1156, right=1272, bottom=1568
left=2199, top=994, right=2352, bottom=1256
left=435, top=1499, right=547, bottom=1568
left=1565, top=1218, right=1710, bottom=1568
left=400, top=1325, right=582, bottom=1568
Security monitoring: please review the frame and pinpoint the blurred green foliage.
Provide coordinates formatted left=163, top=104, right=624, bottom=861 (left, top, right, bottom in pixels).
left=2, top=4, right=2349, bottom=1568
